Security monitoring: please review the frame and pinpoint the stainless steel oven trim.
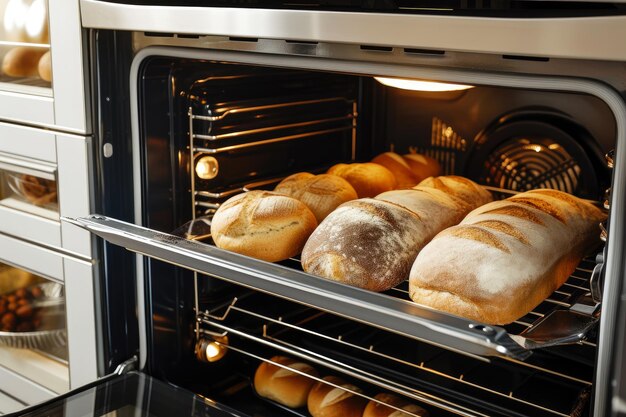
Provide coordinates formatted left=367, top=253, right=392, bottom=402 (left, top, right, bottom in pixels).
left=122, top=46, right=626, bottom=416
left=80, top=0, right=626, bottom=62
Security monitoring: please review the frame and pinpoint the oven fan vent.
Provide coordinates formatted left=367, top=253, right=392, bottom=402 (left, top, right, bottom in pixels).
left=481, top=138, right=581, bottom=194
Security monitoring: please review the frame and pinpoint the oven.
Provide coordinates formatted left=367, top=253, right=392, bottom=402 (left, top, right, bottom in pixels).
left=14, top=1, right=626, bottom=417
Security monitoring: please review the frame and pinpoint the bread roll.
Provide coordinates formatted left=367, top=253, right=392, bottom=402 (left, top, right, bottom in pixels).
left=302, top=176, right=491, bottom=291
left=371, top=152, right=418, bottom=189
left=403, top=153, right=441, bottom=183
left=37, top=50, right=51, bottom=82
left=2, top=47, right=46, bottom=77
left=327, top=163, right=396, bottom=198
left=254, top=356, right=319, bottom=408
left=307, top=376, right=367, bottom=417
left=211, top=190, right=317, bottom=262
left=409, top=189, right=606, bottom=325
left=275, top=173, right=357, bottom=222
left=363, top=393, right=429, bottom=417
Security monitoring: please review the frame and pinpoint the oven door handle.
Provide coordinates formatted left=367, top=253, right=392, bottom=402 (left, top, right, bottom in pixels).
left=64, top=214, right=534, bottom=361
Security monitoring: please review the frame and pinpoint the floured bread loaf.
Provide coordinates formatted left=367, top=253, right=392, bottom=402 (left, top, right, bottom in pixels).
left=254, top=356, right=319, bottom=408
left=363, top=393, right=430, bottom=417
left=409, top=189, right=607, bottom=325
left=211, top=190, right=317, bottom=262
left=307, top=376, right=367, bottom=417
left=327, top=162, right=396, bottom=198
left=275, top=173, right=358, bottom=222
left=301, top=176, right=491, bottom=291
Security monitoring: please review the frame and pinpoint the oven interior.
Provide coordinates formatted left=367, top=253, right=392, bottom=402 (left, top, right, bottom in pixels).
left=133, top=56, right=615, bottom=417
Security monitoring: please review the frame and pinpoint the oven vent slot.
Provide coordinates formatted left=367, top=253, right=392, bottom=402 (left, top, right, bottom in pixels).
left=404, top=48, right=446, bottom=56
left=360, top=45, right=394, bottom=52
left=502, top=55, right=550, bottom=63
left=196, top=287, right=594, bottom=417
left=228, top=37, right=259, bottom=43
left=189, top=90, right=357, bottom=216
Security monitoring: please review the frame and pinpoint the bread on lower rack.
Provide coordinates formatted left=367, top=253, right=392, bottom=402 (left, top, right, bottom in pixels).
left=301, top=176, right=492, bottom=292
left=409, top=189, right=607, bottom=325
left=327, top=162, right=396, bottom=198
left=275, top=173, right=358, bottom=222
left=307, top=376, right=368, bottom=417
left=253, top=356, right=319, bottom=408
left=363, top=393, right=429, bottom=417
left=210, top=190, right=317, bottom=262
left=2, top=47, right=46, bottom=77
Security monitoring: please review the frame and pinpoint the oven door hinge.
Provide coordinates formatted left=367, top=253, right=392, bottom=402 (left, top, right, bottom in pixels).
left=113, top=356, right=139, bottom=376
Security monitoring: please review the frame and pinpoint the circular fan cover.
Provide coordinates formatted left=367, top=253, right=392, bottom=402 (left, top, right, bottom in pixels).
left=480, top=137, right=582, bottom=194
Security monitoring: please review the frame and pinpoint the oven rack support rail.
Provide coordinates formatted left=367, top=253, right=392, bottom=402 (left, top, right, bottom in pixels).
left=65, top=215, right=599, bottom=362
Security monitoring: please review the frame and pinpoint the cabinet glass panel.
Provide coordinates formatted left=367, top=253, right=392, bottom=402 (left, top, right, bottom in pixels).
left=0, top=159, right=58, bottom=220
left=0, top=261, right=68, bottom=393
left=0, top=0, right=51, bottom=93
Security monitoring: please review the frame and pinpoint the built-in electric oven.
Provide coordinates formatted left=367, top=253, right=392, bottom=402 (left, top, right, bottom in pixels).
left=12, top=1, right=626, bottom=417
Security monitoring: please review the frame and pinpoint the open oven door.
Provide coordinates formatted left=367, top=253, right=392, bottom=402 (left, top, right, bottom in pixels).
left=8, top=361, right=242, bottom=417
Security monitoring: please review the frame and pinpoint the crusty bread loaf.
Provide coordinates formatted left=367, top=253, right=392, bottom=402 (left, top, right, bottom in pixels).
left=409, top=189, right=606, bottom=325
left=327, top=163, right=396, bottom=198
left=371, top=152, right=418, bottom=189
left=2, top=47, right=46, bottom=77
left=307, top=376, right=367, bottom=417
left=403, top=153, right=441, bottom=183
left=363, top=393, right=429, bottom=417
left=254, top=356, right=319, bottom=408
left=301, top=176, right=492, bottom=291
left=211, top=190, right=317, bottom=262
left=418, top=175, right=492, bottom=208
left=37, top=51, right=52, bottom=82
left=275, top=173, right=358, bottom=222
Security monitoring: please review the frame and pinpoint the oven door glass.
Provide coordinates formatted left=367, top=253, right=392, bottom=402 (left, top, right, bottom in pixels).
left=19, top=371, right=240, bottom=417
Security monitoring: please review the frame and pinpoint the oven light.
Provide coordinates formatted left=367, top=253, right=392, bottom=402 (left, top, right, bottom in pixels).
left=196, top=156, right=219, bottom=180
left=374, top=77, right=474, bottom=92
left=196, top=336, right=229, bottom=363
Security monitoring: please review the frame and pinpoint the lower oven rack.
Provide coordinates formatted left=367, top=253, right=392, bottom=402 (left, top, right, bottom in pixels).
left=196, top=293, right=591, bottom=417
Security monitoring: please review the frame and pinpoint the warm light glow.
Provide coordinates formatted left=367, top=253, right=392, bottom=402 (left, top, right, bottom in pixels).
left=195, top=156, right=219, bottom=180
left=374, top=77, right=474, bottom=92
left=198, top=335, right=228, bottom=363
left=206, top=342, right=222, bottom=359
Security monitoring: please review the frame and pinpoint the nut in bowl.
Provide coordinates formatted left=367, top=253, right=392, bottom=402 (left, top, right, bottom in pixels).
left=6, top=172, right=58, bottom=210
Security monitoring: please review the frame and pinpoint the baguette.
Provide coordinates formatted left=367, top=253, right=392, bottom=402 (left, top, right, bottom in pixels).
left=409, top=189, right=606, bottom=325
left=301, top=176, right=492, bottom=291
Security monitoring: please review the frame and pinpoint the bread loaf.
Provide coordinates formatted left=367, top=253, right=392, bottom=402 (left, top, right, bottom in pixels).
left=409, top=189, right=606, bottom=325
left=371, top=152, right=418, bottom=189
left=275, top=173, right=357, bottom=222
left=307, top=376, right=367, bottom=417
left=211, top=190, right=317, bottom=262
left=327, top=163, right=396, bottom=198
left=254, top=356, right=319, bottom=408
left=363, top=393, right=429, bottom=417
left=301, top=176, right=492, bottom=291
left=2, top=47, right=46, bottom=77
left=403, top=153, right=441, bottom=183
left=37, top=50, right=51, bottom=82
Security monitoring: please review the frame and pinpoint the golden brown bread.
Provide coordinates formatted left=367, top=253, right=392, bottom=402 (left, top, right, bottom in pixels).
left=403, top=153, right=441, bottom=183
left=363, top=393, right=429, bottom=417
left=253, top=356, right=319, bottom=408
left=307, top=376, right=367, bottom=417
left=417, top=175, right=492, bottom=207
left=301, top=176, right=492, bottom=291
left=371, top=152, right=418, bottom=189
left=409, top=189, right=607, bottom=325
left=327, top=163, right=396, bottom=198
left=210, top=190, right=317, bottom=262
left=2, top=47, right=46, bottom=78
left=275, top=173, right=357, bottom=222
left=37, top=50, right=52, bottom=82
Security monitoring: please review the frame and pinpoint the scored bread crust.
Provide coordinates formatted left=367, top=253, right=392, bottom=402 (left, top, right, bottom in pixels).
left=307, top=376, right=367, bottom=417
left=363, top=393, right=429, bottom=417
left=409, top=189, right=607, bottom=325
left=253, top=356, right=319, bottom=408
left=301, top=176, right=493, bottom=292
left=371, top=152, right=419, bottom=189
left=210, top=190, right=317, bottom=262
left=403, top=153, right=441, bottom=183
left=275, top=173, right=358, bottom=222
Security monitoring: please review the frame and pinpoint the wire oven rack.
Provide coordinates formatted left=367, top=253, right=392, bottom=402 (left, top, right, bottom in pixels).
left=196, top=288, right=593, bottom=417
